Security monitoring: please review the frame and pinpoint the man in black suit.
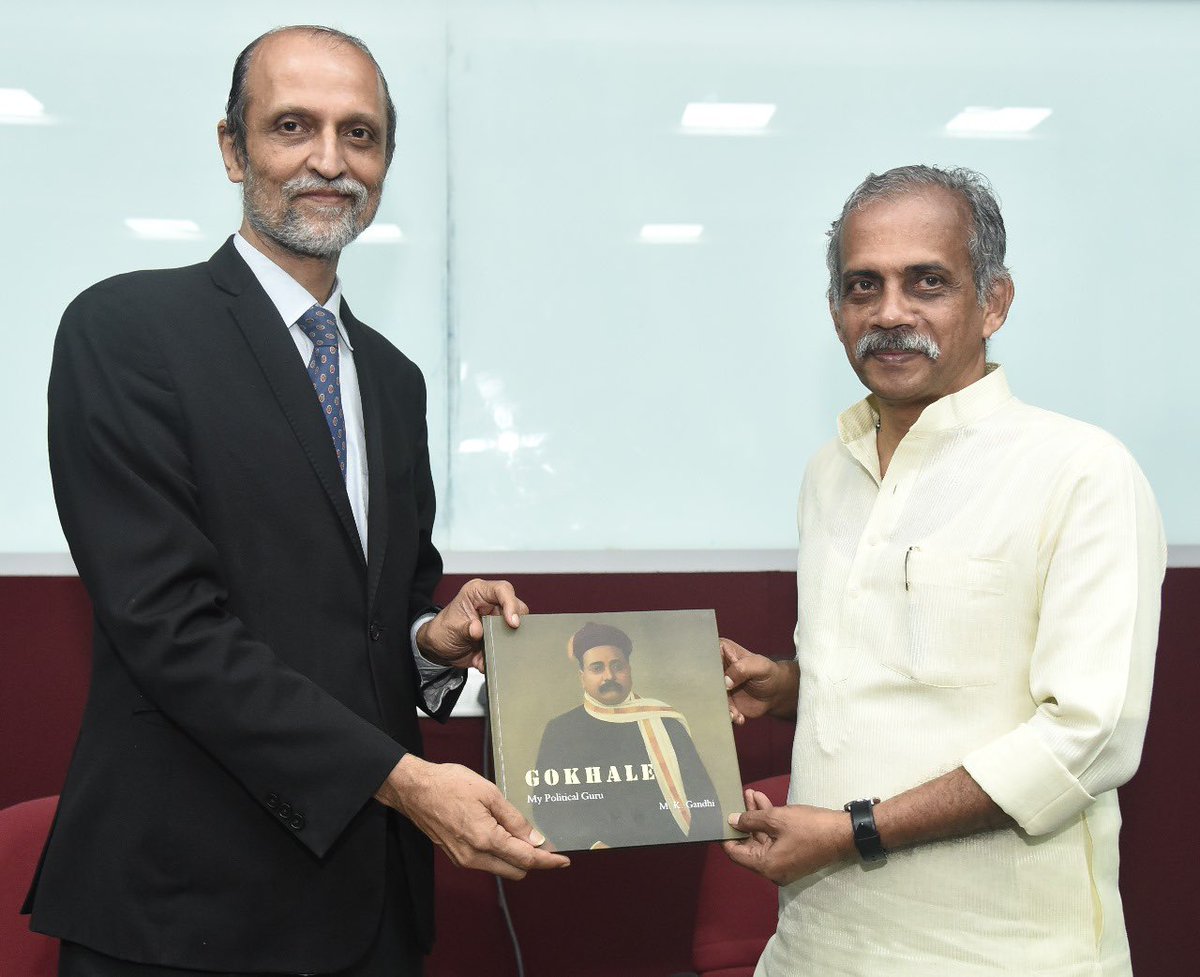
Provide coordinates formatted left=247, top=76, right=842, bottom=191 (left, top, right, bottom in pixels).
left=25, top=25, right=568, bottom=977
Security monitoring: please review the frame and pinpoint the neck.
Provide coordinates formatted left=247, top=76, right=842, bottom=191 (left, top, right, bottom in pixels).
left=238, top=220, right=340, bottom=305
left=874, top=405, right=923, bottom=479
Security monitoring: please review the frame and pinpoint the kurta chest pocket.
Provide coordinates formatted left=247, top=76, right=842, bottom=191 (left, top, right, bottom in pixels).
left=891, top=548, right=1011, bottom=688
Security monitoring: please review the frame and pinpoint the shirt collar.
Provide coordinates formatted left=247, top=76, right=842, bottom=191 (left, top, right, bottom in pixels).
left=233, top=232, right=353, bottom=350
left=838, top=363, right=1012, bottom=446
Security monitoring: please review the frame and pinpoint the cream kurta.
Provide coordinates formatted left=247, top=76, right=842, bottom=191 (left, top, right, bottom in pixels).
left=758, top=366, right=1166, bottom=977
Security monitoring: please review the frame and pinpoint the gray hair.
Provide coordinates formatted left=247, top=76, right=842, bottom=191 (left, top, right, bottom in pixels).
left=825, top=165, right=1009, bottom=309
left=224, top=25, right=397, bottom=167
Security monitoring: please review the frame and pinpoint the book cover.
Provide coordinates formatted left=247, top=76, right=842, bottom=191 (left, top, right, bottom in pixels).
left=483, top=609, right=746, bottom=852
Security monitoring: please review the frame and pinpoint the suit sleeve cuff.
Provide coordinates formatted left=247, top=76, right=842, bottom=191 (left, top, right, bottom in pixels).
left=298, top=732, right=406, bottom=859
left=962, top=723, right=1095, bottom=836
left=410, top=613, right=466, bottom=718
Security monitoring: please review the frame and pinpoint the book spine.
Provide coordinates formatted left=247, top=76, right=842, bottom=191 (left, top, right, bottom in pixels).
left=483, top=616, right=505, bottom=794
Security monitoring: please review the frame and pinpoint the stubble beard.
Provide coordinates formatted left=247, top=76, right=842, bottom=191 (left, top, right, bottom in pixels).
left=243, top=165, right=378, bottom=259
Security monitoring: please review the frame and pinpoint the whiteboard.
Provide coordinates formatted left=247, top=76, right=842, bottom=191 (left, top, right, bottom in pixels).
left=3, top=0, right=1197, bottom=571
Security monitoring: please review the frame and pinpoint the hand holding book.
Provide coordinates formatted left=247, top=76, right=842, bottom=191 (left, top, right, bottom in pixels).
left=417, top=577, right=529, bottom=672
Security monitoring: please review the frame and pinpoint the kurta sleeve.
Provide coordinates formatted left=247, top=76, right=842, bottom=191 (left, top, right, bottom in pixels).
left=962, top=439, right=1166, bottom=835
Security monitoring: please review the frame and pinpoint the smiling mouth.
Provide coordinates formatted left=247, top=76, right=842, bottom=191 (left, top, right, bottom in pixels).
left=869, top=350, right=922, bottom=360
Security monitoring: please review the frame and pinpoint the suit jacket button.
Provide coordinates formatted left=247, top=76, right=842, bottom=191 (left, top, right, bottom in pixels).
left=369, top=623, right=382, bottom=641
left=289, top=814, right=306, bottom=830
left=266, top=793, right=279, bottom=810
left=278, top=802, right=292, bottom=818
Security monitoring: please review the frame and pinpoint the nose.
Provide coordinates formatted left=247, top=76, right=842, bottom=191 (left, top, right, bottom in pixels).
left=872, top=280, right=911, bottom=330
left=307, top=128, right=346, bottom=180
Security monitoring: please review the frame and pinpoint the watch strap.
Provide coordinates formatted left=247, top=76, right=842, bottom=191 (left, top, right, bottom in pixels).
left=844, top=797, right=886, bottom=863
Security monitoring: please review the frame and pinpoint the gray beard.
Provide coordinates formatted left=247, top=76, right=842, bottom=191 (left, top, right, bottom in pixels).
left=244, top=171, right=373, bottom=259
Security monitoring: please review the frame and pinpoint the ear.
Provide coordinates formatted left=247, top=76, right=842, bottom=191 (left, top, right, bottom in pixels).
left=217, top=120, right=246, bottom=185
left=981, top=276, right=1014, bottom=341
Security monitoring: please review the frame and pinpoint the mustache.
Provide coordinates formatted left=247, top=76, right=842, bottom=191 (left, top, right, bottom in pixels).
left=599, top=680, right=623, bottom=694
left=282, top=174, right=369, bottom=207
left=855, top=330, right=941, bottom=361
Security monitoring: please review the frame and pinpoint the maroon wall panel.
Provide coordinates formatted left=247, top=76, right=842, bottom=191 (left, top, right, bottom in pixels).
left=1116, top=567, right=1200, bottom=974
left=1, top=568, right=1195, bottom=977
left=0, top=578, right=91, bottom=809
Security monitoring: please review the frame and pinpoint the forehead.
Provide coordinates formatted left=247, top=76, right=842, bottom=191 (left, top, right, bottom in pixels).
left=244, top=31, right=386, bottom=121
left=840, top=188, right=972, bottom=271
left=580, top=645, right=629, bottom=667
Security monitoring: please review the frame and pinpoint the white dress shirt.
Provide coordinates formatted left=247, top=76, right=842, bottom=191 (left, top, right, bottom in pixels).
left=232, top=233, right=458, bottom=711
left=759, top=365, right=1166, bottom=977
left=233, top=233, right=369, bottom=554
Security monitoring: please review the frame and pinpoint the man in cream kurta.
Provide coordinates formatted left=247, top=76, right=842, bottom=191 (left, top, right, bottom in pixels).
left=721, top=165, right=1165, bottom=976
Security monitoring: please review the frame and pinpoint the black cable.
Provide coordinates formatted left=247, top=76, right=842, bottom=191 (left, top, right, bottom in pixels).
left=480, top=681, right=526, bottom=977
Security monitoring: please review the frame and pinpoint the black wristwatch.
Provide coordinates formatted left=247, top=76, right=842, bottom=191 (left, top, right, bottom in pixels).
left=843, top=797, right=886, bottom=863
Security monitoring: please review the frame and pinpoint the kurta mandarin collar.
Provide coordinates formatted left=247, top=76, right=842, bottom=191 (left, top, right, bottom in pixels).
left=838, top=362, right=1012, bottom=447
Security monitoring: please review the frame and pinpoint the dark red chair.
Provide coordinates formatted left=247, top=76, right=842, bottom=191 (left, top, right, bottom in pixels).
left=0, top=795, right=59, bottom=976
left=689, top=774, right=789, bottom=977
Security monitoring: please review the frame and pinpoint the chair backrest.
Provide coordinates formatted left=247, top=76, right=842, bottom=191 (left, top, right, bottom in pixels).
left=0, top=795, right=60, bottom=975
left=691, top=774, right=789, bottom=977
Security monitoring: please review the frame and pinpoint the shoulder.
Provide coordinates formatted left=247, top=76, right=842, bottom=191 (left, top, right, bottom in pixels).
left=546, top=704, right=588, bottom=725
left=990, top=402, right=1161, bottom=540
left=54, top=263, right=218, bottom=374
left=662, top=715, right=694, bottom=739
left=340, top=306, right=422, bottom=374
left=809, top=436, right=846, bottom=470
left=542, top=705, right=590, bottom=734
left=799, top=436, right=849, bottom=494
left=72, top=261, right=212, bottom=309
left=999, top=400, right=1143, bottom=476
left=60, top=262, right=214, bottom=341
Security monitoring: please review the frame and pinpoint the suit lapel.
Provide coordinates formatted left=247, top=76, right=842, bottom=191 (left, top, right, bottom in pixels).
left=342, top=302, right=389, bottom=613
left=208, top=239, right=364, bottom=565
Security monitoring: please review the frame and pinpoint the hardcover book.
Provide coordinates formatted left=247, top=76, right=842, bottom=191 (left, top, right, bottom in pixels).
left=483, top=609, right=746, bottom=852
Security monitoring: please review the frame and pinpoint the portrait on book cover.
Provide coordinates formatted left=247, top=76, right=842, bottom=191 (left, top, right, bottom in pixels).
left=485, top=610, right=744, bottom=852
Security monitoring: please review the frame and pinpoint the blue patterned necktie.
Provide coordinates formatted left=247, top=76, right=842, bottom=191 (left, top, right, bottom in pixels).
left=297, top=305, right=346, bottom=480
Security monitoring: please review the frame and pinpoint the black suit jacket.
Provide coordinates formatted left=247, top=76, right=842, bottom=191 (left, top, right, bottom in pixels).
left=27, top=238, right=457, bottom=972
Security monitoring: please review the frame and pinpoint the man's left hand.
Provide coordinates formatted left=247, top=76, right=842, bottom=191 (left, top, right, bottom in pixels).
left=723, top=788, right=855, bottom=886
left=417, top=578, right=528, bottom=672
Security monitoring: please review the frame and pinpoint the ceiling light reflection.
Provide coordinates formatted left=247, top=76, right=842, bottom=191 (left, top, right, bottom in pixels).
left=0, top=88, right=52, bottom=124
left=640, top=224, right=704, bottom=244
left=681, top=102, right=776, bottom=132
left=125, top=218, right=203, bottom=241
left=944, top=106, right=1052, bottom=137
left=457, top=433, right=546, bottom=455
left=476, top=375, right=503, bottom=400
left=358, top=223, right=404, bottom=244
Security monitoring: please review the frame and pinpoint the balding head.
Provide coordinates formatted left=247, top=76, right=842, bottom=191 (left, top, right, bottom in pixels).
left=223, top=26, right=396, bottom=167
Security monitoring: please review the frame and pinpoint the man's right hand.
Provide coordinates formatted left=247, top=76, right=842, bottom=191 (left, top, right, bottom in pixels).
left=375, top=754, right=570, bottom=880
left=720, top=638, right=800, bottom=724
